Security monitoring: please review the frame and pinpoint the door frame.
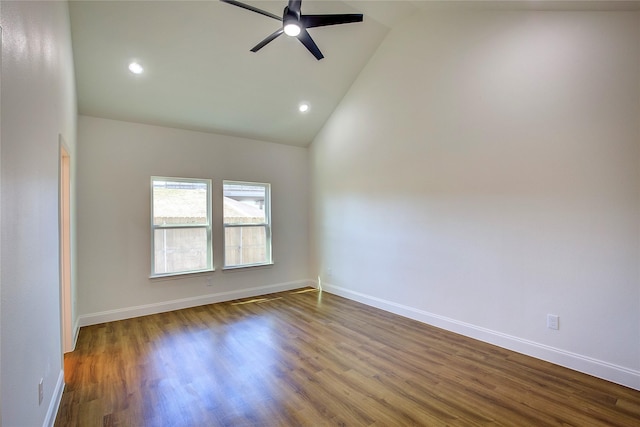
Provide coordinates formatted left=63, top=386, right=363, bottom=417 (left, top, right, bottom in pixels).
left=59, top=137, right=73, bottom=354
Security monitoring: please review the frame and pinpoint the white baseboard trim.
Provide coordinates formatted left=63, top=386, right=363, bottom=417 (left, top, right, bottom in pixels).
left=44, top=370, right=65, bottom=427
left=78, top=280, right=312, bottom=327
left=321, top=282, right=640, bottom=391
left=72, top=317, right=81, bottom=351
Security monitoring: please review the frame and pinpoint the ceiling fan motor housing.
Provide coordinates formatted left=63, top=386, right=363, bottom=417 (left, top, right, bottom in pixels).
left=283, top=6, right=301, bottom=36
left=284, top=6, right=300, bottom=22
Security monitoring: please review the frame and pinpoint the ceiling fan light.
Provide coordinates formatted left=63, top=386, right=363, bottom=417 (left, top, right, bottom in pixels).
left=128, top=62, right=144, bottom=74
left=284, top=23, right=301, bottom=37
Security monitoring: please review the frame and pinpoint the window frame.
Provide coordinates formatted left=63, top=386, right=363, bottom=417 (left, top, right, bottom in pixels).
left=150, top=176, right=213, bottom=278
left=223, top=180, right=272, bottom=270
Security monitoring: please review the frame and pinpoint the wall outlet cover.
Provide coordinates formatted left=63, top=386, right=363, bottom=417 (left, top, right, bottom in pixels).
left=547, top=314, right=559, bottom=330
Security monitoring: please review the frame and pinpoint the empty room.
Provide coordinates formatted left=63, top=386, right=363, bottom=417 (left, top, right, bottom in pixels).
left=1, top=0, right=639, bottom=426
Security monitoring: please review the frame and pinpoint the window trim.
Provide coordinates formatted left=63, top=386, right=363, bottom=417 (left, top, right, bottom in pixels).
left=223, top=180, right=273, bottom=270
left=150, top=176, right=213, bottom=278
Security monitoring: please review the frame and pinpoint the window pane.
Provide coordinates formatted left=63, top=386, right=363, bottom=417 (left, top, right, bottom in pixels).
left=225, top=226, right=267, bottom=267
left=153, top=180, right=208, bottom=225
left=154, top=228, right=208, bottom=274
left=223, top=183, right=266, bottom=224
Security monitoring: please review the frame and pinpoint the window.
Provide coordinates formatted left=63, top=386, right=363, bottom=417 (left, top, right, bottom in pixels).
left=223, top=181, right=272, bottom=268
left=151, top=177, right=212, bottom=277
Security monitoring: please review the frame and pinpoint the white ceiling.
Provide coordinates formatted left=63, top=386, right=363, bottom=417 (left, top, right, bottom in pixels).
left=69, top=0, right=402, bottom=147
left=69, top=0, right=640, bottom=147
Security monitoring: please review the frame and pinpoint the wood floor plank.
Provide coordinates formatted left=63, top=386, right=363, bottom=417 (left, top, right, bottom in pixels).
left=55, top=288, right=640, bottom=426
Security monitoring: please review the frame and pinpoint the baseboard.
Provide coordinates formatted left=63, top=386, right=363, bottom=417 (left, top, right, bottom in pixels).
left=72, top=316, right=81, bottom=350
left=78, top=280, right=312, bottom=327
left=321, top=282, right=640, bottom=391
left=43, top=370, right=65, bottom=427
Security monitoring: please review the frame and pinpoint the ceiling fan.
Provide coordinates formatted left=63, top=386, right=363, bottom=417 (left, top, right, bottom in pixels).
left=220, top=0, right=363, bottom=60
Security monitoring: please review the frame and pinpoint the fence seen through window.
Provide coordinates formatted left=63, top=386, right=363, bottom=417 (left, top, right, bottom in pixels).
left=223, top=181, right=272, bottom=268
left=151, top=177, right=212, bottom=276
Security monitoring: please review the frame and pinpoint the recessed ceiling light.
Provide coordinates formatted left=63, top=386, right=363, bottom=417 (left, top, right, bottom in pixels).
left=299, top=103, right=310, bottom=113
left=128, top=62, right=144, bottom=74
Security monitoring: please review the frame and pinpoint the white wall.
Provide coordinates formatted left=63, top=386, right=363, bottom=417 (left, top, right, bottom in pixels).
left=311, top=10, right=640, bottom=389
left=77, top=116, right=310, bottom=323
left=1, top=1, right=77, bottom=426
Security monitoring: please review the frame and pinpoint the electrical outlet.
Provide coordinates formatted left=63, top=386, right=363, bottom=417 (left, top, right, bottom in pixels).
left=547, top=314, right=559, bottom=330
left=38, top=378, right=44, bottom=405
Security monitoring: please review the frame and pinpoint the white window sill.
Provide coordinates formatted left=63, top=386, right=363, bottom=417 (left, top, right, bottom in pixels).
left=150, top=268, right=215, bottom=280
left=222, top=262, right=274, bottom=271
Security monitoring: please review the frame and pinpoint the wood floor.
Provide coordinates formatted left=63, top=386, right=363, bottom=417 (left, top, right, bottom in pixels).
left=55, top=288, right=640, bottom=426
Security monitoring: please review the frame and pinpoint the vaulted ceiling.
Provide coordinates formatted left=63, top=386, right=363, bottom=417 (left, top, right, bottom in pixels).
left=69, top=0, right=405, bottom=146
left=69, top=0, right=638, bottom=147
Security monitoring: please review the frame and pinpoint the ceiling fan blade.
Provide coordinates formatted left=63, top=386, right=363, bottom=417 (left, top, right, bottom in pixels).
left=297, top=29, right=324, bottom=60
left=220, top=0, right=281, bottom=21
left=250, top=28, right=284, bottom=52
left=287, top=0, right=302, bottom=14
left=302, top=14, right=363, bottom=29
